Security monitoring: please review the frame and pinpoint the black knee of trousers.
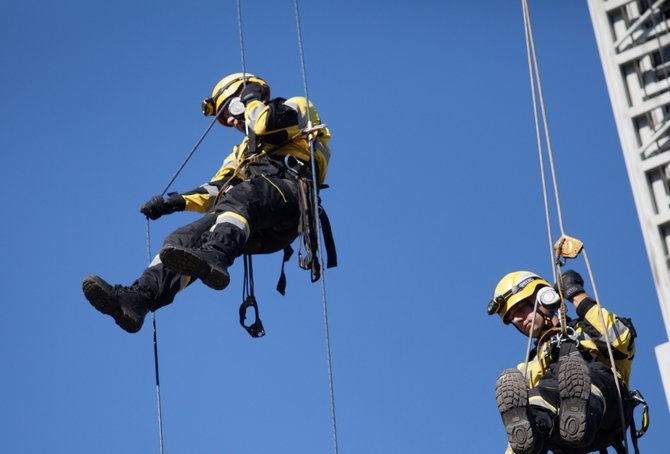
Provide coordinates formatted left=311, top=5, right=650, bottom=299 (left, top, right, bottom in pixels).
left=133, top=263, right=195, bottom=312
left=201, top=222, right=247, bottom=266
left=162, top=213, right=217, bottom=249
left=578, top=393, right=606, bottom=447
left=531, top=406, right=556, bottom=442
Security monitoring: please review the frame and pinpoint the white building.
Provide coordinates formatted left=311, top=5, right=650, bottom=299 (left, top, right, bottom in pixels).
left=588, top=0, right=670, bottom=411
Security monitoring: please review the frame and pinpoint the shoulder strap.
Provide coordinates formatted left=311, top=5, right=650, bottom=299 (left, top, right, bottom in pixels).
left=319, top=205, right=337, bottom=269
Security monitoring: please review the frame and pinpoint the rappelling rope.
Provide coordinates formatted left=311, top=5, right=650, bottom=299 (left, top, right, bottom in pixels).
left=520, top=1, right=629, bottom=451
left=235, top=0, right=252, bottom=139
left=142, top=1, right=252, bottom=451
left=521, top=0, right=564, bottom=273
left=292, top=1, right=339, bottom=453
left=143, top=86, right=223, bottom=454
left=144, top=223, right=165, bottom=454
left=143, top=2, right=338, bottom=451
left=581, top=247, right=631, bottom=453
left=521, top=0, right=550, bottom=371
left=236, top=0, right=248, bottom=81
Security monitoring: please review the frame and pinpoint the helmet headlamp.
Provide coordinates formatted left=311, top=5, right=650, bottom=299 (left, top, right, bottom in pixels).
left=201, top=97, right=216, bottom=116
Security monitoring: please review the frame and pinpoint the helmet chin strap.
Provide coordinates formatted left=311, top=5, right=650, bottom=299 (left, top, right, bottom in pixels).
left=541, top=310, right=557, bottom=330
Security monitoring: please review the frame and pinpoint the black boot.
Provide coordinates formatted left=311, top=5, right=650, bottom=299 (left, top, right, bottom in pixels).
left=496, top=368, right=543, bottom=454
left=82, top=275, right=150, bottom=333
left=159, top=245, right=230, bottom=290
left=558, top=355, right=594, bottom=447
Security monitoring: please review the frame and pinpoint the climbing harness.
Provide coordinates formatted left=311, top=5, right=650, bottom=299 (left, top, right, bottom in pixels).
left=520, top=1, right=649, bottom=452
left=288, top=151, right=338, bottom=283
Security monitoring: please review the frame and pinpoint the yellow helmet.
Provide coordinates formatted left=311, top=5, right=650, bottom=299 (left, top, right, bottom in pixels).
left=201, top=73, right=270, bottom=124
left=487, top=271, right=551, bottom=324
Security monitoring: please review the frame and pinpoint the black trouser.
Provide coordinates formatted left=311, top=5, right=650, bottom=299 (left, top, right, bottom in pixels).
left=133, top=160, right=301, bottom=311
left=529, top=361, right=624, bottom=452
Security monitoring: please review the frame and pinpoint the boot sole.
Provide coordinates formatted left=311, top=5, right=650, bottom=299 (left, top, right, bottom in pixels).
left=82, top=276, right=142, bottom=333
left=496, top=368, right=539, bottom=454
left=558, top=355, right=591, bottom=446
left=160, top=247, right=230, bottom=291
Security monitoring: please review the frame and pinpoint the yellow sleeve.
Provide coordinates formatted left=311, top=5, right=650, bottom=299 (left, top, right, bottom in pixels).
left=181, top=146, right=243, bottom=213
left=578, top=300, right=636, bottom=359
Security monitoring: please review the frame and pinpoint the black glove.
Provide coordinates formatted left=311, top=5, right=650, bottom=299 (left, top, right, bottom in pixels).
left=555, top=270, right=585, bottom=301
left=239, top=83, right=269, bottom=104
left=140, top=192, right=185, bottom=220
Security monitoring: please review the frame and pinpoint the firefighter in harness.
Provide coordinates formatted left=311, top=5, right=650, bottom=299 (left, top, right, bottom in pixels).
left=82, top=73, right=333, bottom=334
left=488, top=269, right=647, bottom=454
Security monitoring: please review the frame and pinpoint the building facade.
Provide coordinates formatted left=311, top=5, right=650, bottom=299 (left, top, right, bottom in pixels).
left=587, top=0, right=670, bottom=411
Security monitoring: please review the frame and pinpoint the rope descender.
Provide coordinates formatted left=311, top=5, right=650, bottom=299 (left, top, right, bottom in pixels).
left=553, top=234, right=584, bottom=265
left=552, top=234, right=584, bottom=336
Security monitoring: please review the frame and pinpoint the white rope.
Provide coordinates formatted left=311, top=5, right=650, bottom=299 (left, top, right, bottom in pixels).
left=581, top=249, right=630, bottom=454
left=520, top=1, right=629, bottom=451
left=521, top=0, right=555, bottom=280
left=292, top=2, right=339, bottom=454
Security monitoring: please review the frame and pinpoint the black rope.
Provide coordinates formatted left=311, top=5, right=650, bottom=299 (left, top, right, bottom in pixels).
left=145, top=217, right=165, bottom=454
left=160, top=115, right=220, bottom=196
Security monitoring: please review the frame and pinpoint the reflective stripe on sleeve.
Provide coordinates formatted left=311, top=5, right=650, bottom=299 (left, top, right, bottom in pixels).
left=199, top=183, right=220, bottom=197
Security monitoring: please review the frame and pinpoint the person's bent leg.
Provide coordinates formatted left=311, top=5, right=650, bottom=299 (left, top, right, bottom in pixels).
left=160, top=176, right=299, bottom=290
left=83, top=214, right=215, bottom=332
left=496, top=368, right=546, bottom=454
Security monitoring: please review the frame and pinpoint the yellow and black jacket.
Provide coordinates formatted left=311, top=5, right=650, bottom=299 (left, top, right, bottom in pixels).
left=178, top=96, right=331, bottom=213
left=518, top=298, right=636, bottom=388
left=502, top=299, right=636, bottom=454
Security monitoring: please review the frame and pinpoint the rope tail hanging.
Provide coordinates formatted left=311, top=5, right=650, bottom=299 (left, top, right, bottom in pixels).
left=142, top=62, right=230, bottom=454
left=144, top=225, right=165, bottom=454
left=520, top=1, right=631, bottom=452
left=141, top=0, right=251, bottom=447
left=292, top=1, right=340, bottom=453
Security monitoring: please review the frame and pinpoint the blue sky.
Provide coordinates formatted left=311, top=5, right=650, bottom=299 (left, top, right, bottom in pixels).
left=2, top=1, right=669, bottom=453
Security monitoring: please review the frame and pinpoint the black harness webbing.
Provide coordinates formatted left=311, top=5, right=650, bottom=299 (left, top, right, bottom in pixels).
left=237, top=156, right=338, bottom=338
left=296, top=176, right=337, bottom=282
